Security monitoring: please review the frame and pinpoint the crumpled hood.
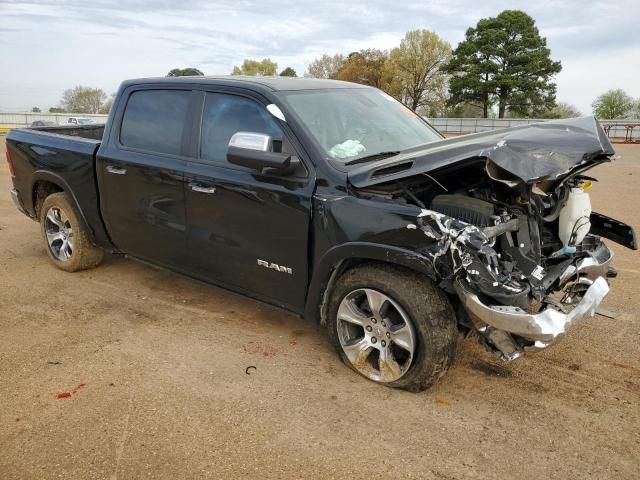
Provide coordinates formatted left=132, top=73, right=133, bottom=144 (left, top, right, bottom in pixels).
left=348, top=116, right=615, bottom=188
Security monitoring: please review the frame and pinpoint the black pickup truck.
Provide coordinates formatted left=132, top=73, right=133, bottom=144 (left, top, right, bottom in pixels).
left=6, top=76, right=636, bottom=391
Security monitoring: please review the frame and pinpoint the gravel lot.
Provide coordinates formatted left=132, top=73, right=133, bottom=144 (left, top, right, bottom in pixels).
left=1, top=136, right=638, bottom=479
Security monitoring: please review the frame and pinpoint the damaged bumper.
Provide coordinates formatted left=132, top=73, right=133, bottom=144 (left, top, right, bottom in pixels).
left=454, top=241, right=614, bottom=360
left=558, top=243, right=614, bottom=288
left=455, top=276, right=609, bottom=343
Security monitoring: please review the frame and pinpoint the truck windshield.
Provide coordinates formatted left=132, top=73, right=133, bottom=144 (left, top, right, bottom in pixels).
left=279, top=88, right=442, bottom=169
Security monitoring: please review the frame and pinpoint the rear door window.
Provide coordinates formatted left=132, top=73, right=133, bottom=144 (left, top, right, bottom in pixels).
left=120, top=89, right=190, bottom=156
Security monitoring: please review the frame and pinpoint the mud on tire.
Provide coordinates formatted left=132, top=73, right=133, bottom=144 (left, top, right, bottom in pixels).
left=327, top=262, right=458, bottom=392
left=39, top=192, right=104, bottom=272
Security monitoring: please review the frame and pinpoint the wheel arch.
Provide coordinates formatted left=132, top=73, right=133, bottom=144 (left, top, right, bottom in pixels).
left=29, top=171, right=95, bottom=243
left=304, top=242, right=439, bottom=324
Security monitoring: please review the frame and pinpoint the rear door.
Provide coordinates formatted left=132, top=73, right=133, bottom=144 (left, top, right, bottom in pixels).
left=97, top=87, right=196, bottom=267
left=183, top=89, right=314, bottom=311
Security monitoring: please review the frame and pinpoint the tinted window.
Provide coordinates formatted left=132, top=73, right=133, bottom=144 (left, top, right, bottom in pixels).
left=120, top=90, right=190, bottom=156
left=200, top=93, right=283, bottom=164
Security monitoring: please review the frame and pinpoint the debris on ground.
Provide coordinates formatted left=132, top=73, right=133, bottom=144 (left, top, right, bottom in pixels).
left=243, top=341, right=277, bottom=357
left=72, top=383, right=86, bottom=394
left=612, top=363, right=640, bottom=374
left=596, top=307, right=620, bottom=319
left=55, top=383, right=86, bottom=399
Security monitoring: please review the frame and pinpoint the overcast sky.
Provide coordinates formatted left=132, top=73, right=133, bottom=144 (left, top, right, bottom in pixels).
left=1, top=0, right=639, bottom=114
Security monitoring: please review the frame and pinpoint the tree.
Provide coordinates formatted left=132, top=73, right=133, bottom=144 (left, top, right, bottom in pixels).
left=387, top=29, right=451, bottom=114
left=336, top=49, right=391, bottom=89
left=31, top=106, right=41, bottom=112
left=49, top=107, right=64, bottom=113
left=167, top=68, right=204, bottom=77
left=100, top=93, right=116, bottom=114
left=306, top=54, right=345, bottom=79
left=231, top=58, right=278, bottom=76
left=445, top=102, right=485, bottom=118
left=592, top=89, right=635, bottom=119
left=541, top=102, right=581, bottom=119
left=60, top=86, right=108, bottom=114
left=279, top=67, right=297, bottom=77
left=446, top=10, right=562, bottom=118
left=445, top=32, right=496, bottom=118
left=633, top=99, right=640, bottom=120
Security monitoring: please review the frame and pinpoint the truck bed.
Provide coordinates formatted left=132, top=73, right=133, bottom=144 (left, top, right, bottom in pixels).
left=28, top=124, right=105, bottom=141
left=6, top=124, right=109, bottom=245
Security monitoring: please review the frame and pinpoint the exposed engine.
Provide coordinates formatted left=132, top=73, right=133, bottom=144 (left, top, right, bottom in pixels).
left=355, top=159, right=619, bottom=360
left=426, top=173, right=610, bottom=307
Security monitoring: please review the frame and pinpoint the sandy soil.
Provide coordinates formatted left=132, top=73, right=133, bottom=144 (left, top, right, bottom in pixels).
left=0, top=137, right=638, bottom=479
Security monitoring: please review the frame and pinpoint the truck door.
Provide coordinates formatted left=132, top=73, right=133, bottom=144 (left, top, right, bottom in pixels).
left=97, top=88, right=195, bottom=267
left=183, top=91, right=314, bottom=311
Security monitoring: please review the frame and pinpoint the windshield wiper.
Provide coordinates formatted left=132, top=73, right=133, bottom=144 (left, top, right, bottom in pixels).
left=343, top=150, right=402, bottom=166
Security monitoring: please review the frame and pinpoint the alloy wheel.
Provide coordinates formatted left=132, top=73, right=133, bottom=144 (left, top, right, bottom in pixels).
left=44, top=207, right=74, bottom=261
left=336, top=288, right=416, bottom=382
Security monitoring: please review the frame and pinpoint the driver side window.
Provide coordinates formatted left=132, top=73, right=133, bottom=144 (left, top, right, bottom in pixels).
left=200, top=93, right=286, bottom=164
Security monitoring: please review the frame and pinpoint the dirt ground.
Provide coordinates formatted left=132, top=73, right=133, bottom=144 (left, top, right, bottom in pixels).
left=0, top=136, right=638, bottom=479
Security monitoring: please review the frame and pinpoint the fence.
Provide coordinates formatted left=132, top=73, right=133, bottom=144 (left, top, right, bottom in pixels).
left=428, top=117, right=640, bottom=141
left=2, top=112, right=639, bottom=142
left=0, top=112, right=108, bottom=133
left=428, top=117, right=545, bottom=133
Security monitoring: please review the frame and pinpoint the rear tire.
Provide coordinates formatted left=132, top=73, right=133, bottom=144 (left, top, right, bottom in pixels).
left=39, top=192, right=104, bottom=272
left=327, top=263, right=458, bottom=392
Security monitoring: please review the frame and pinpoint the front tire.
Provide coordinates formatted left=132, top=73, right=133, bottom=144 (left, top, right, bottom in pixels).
left=327, top=263, right=458, bottom=392
left=39, top=192, right=104, bottom=272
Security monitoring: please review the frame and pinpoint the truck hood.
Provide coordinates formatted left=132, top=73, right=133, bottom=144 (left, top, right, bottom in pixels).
left=348, top=116, right=615, bottom=188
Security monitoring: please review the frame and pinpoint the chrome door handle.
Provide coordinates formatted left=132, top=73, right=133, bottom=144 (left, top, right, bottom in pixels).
left=190, top=184, right=216, bottom=194
left=106, top=165, right=127, bottom=175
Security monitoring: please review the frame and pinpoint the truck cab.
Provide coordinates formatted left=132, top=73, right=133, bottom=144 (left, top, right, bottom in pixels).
left=97, top=78, right=321, bottom=311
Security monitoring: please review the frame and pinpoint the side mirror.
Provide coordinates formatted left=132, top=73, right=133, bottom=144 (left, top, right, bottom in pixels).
left=227, top=132, right=298, bottom=174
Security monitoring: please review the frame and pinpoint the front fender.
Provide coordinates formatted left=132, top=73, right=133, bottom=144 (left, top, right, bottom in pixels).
left=303, top=241, right=439, bottom=323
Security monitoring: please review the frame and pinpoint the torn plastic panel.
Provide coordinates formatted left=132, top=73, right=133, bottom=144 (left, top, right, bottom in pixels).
left=590, top=212, right=638, bottom=250
left=408, top=210, right=531, bottom=309
left=408, top=208, right=566, bottom=309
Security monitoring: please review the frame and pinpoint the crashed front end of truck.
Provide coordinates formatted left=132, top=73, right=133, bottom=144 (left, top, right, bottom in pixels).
left=351, top=117, right=637, bottom=361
